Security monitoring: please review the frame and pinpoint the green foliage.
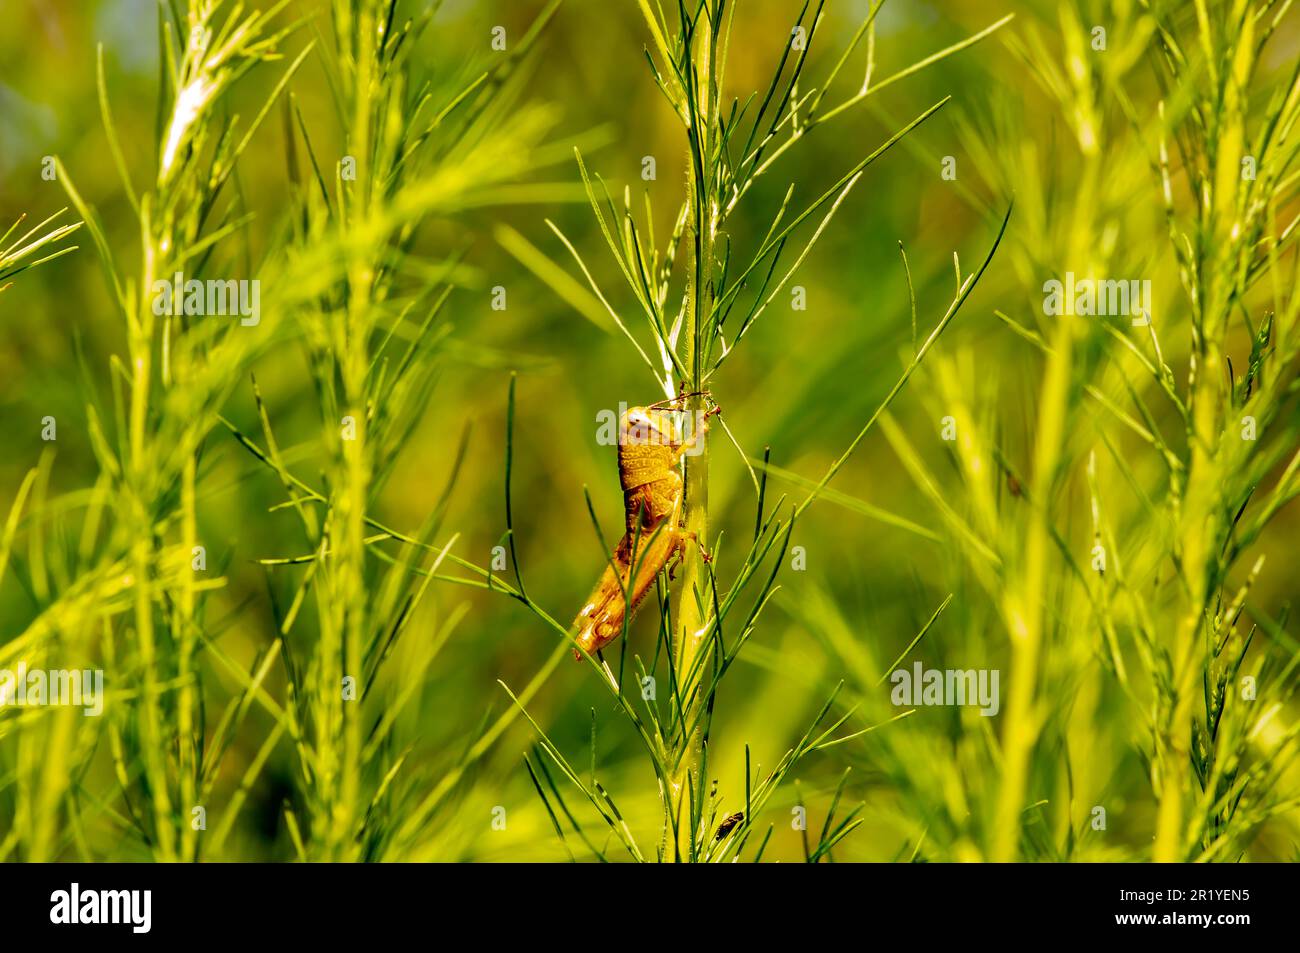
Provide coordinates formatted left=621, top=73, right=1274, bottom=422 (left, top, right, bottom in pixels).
left=0, top=0, right=1297, bottom=864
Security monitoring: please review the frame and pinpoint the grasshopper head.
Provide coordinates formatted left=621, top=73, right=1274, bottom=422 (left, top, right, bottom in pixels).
left=618, top=406, right=687, bottom=493
left=620, top=406, right=689, bottom=449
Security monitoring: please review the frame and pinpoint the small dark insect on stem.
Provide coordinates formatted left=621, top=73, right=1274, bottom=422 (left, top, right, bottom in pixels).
left=505, top=372, right=528, bottom=601
left=714, top=810, right=744, bottom=841
left=754, top=445, right=771, bottom=541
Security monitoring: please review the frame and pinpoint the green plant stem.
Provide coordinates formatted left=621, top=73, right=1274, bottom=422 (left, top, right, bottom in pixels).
left=1155, top=260, right=1228, bottom=865
left=991, top=311, right=1070, bottom=862
left=327, top=1, right=379, bottom=862
left=133, top=203, right=177, bottom=863
left=669, top=2, right=715, bottom=863
left=178, top=452, right=198, bottom=862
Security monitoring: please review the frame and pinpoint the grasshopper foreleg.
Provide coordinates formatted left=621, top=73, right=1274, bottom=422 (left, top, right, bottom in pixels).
left=667, top=404, right=722, bottom=468
left=678, top=528, right=712, bottom=563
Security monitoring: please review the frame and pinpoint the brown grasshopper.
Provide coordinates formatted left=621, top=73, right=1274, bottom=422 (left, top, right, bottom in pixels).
left=572, top=393, right=718, bottom=659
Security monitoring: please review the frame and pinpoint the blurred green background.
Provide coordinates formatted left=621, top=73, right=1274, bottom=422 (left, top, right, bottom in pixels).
left=2, top=0, right=1297, bottom=861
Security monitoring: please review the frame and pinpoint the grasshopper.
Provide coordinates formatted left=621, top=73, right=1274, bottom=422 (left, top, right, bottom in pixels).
left=572, top=393, right=718, bottom=659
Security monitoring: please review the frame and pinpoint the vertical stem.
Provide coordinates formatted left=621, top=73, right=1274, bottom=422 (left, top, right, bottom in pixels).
left=327, top=0, right=378, bottom=861
left=1155, top=294, right=1224, bottom=863
left=1156, top=49, right=1238, bottom=853
left=669, top=2, right=714, bottom=862
left=991, top=154, right=1097, bottom=861
left=991, top=315, right=1069, bottom=861
left=133, top=204, right=176, bottom=862
left=178, top=452, right=198, bottom=861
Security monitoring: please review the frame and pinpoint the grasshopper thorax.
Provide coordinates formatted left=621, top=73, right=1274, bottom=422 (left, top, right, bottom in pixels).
left=617, top=406, right=692, bottom=494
